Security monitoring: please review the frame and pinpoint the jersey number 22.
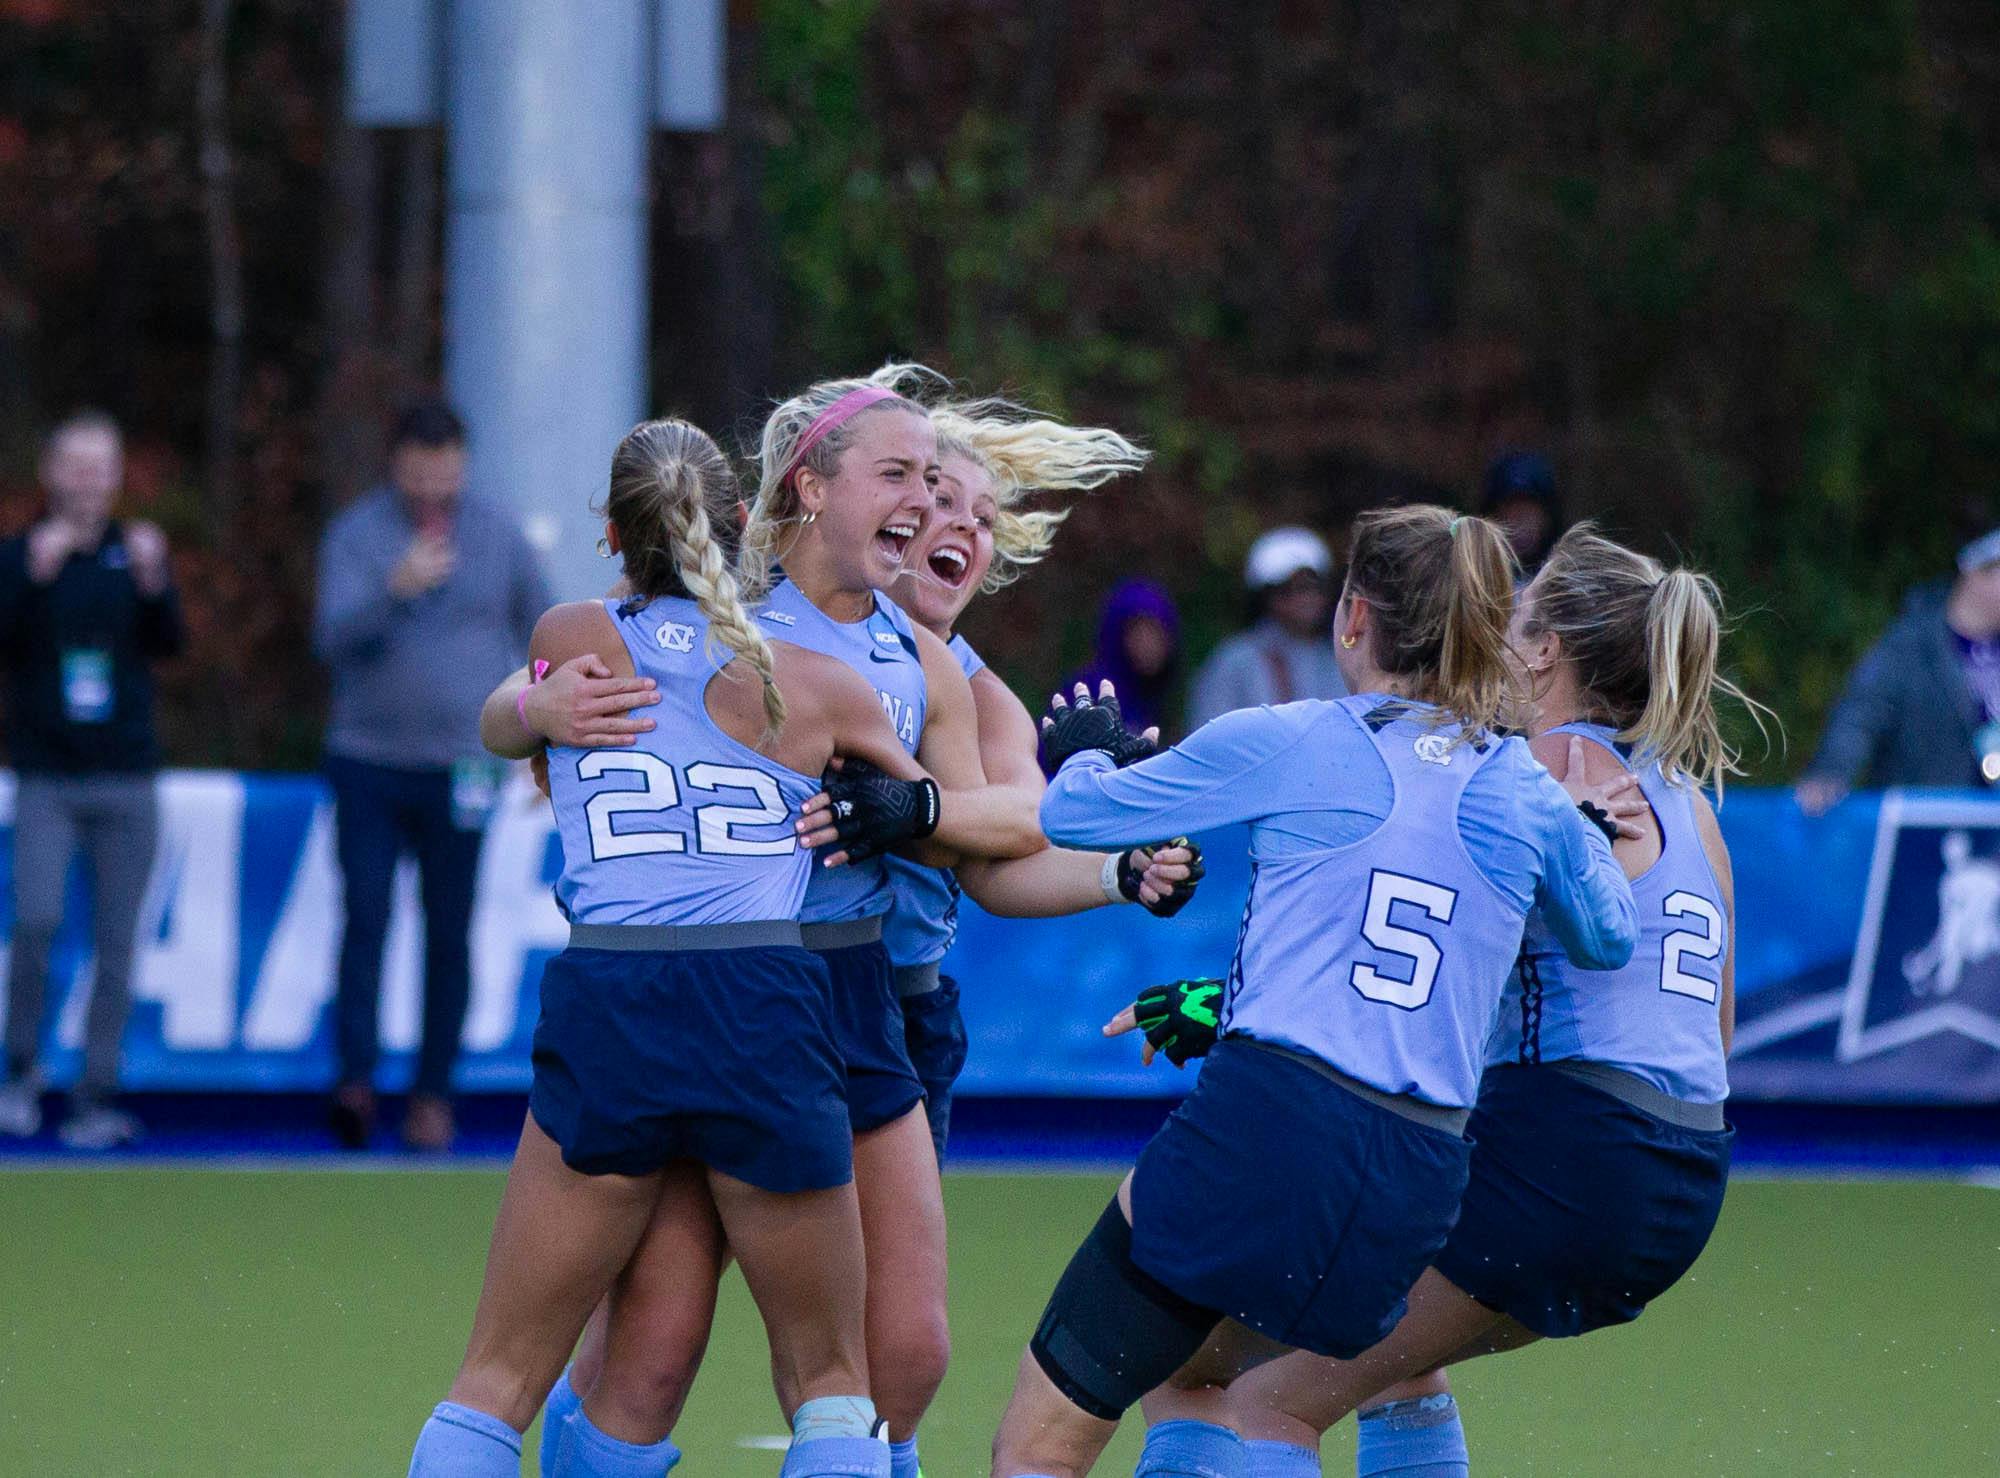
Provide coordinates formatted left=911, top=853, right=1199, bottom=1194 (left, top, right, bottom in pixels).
left=579, top=752, right=792, bottom=860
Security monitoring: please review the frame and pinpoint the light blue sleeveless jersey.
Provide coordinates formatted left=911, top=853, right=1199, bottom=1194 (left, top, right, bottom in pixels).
left=882, top=635, right=984, bottom=966
left=1039, top=694, right=1639, bottom=1110
left=1489, top=722, right=1731, bottom=1102
left=549, top=597, right=819, bottom=925
left=1222, top=701, right=1538, bottom=1108
left=756, top=579, right=928, bottom=924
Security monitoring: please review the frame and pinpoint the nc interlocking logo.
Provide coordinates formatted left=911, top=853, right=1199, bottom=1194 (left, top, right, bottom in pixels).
left=655, top=621, right=696, bottom=653
left=1413, top=734, right=1452, bottom=766
left=1839, top=794, right=2000, bottom=1060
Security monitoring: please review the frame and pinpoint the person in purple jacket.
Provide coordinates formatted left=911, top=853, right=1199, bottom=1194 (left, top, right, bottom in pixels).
left=1065, top=577, right=1182, bottom=743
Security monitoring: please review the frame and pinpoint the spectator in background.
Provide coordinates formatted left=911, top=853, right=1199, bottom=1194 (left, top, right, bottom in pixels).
left=1796, top=529, right=2000, bottom=814
left=312, top=400, right=549, bottom=1151
left=1187, top=525, right=1345, bottom=728
left=1068, top=578, right=1182, bottom=740
left=0, top=412, right=180, bottom=1149
left=1481, top=449, right=1564, bottom=575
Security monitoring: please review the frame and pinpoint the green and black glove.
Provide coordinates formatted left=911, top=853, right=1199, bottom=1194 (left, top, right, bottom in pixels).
left=1132, top=978, right=1224, bottom=1066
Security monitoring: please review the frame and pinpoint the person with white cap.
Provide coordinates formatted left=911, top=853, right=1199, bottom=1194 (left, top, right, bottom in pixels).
left=1187, top=525, right=1346, bottom=728
left=1797, top=527, right=2000, bottom=814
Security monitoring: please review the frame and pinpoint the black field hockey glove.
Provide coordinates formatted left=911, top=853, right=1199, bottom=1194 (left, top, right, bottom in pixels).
left=1118, top=838, right=1207, bottom=918
left=1040, top=688, right=1157, bottom=772
left=1133, top=978, right=1224, bottom=1066
left=1576, top=799, right=1620, bottom=846
left=817, top=757, right=941, bottom=864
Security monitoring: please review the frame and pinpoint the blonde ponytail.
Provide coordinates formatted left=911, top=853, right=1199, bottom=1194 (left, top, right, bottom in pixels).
left=931, top=402, right=1149, bottom=589
left=605, top=418, right=786, bottom=741
left=1437, top=517, right=1519, bottom=737
left=1526, top=525, right=1772, bottom=793
left=1345, top=505, right=1520, bottom=739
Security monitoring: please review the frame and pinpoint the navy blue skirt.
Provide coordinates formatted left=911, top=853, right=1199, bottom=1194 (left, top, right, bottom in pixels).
left=1433, top=1062, right=1733, bottom=1338
left=902, top=974, right=968, bottom=1162
left=1128, top=1037, right=1471, bottom=1360
left=814, top=938, right=926, bottom=1135
left=529, top=944, right=852, bottom=1193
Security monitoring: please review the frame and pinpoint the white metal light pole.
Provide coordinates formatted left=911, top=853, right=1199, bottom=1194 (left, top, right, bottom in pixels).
left=345, top=0, right=725, bottom=599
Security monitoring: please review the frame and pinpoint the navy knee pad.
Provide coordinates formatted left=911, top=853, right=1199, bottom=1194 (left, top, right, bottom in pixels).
left=1028, top=1199, right=1223, bottom=1421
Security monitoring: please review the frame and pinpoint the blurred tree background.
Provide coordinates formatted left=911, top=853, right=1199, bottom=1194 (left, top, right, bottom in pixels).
left=1, top=0, right=1995, bottom=773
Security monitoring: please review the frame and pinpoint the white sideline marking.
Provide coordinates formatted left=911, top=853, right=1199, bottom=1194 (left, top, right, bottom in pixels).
left=737, top=1436, right=791, bottom=1450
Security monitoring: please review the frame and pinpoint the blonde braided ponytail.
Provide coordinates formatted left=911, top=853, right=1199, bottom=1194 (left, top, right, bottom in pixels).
left=605, top=419, right=786, bottom=740
left=663, top=485, right=786, bottom=736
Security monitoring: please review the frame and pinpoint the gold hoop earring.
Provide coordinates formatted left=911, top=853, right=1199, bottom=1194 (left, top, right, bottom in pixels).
left=596, top=537, right=612, bottom=559
left=1339, top=634, right=1357, bottom=649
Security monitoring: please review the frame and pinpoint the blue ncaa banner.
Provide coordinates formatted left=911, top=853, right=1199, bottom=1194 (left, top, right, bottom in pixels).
left=1726, top=789, right=2000, bottom=1101
left=1, top=773, right=1996, bottom=1101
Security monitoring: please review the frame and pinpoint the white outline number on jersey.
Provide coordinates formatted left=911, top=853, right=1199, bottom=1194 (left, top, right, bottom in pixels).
left=1351, top=869, right=1459, bottom=1010
left=1660, top=890, right=1723, bottom=1002
left=579, top=752, right=793, bottom=860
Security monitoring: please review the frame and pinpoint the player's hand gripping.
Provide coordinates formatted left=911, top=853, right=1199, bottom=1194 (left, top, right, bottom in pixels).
left=1103, top=978, right=1225, bottom=1067
left=1040, top=680, right=1159, bottom=772
left=1549, top=735, right=1648, bottom=843
left=522, top=654, right=661, bottom=749
left=796, top=756, right=941, bottom=866
left=1120, top=838, right=1207, bottom=917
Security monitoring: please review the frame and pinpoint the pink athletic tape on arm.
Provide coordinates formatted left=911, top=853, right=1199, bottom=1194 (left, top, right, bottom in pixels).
left=515, top=661, right=550, bottom=731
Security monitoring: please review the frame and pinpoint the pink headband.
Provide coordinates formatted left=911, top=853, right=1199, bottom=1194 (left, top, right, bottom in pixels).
left=779, top=385, right=902, bottom=490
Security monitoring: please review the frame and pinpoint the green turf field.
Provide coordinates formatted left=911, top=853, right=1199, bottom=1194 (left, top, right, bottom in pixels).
left=0, top=1169, right=1994, bottom=1475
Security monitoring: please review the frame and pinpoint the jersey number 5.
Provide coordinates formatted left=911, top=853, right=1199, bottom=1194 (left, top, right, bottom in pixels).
left=1660, top=890, right=1723, bottom=1002
left=579, top=752, right=793, bottom=861
left=1351, top=870, right=1459, bottom=1010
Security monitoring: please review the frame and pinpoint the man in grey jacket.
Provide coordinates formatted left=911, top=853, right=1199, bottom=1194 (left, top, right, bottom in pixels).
left=1187, top=526, right=1347, bottom=729
left=1797, top=529, right=2000, bottom=814
left=313, top=401, right=549, bottom=1150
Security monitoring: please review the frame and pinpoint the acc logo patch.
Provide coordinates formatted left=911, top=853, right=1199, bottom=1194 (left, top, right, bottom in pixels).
left=1413, top=734, right=1452, bottom=766
left=759, top=609, right=796, bottom=627
left=655, top=621, right=696, bottom=653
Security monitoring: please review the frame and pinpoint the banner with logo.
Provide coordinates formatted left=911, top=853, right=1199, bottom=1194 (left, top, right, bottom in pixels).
left=0, top=773, right=1993, bottom=1101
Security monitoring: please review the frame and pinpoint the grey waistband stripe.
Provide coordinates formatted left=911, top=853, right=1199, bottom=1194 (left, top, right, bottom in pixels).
left=1546, top=1059, right=1728, bottom=1131
left=569, top=921, right=802, bottom=952
left=893, top=963, right=943, bottom=998
left=800, top=916, right=886, bottom=951
left=1241, top=1039, right=1470, bottom=1136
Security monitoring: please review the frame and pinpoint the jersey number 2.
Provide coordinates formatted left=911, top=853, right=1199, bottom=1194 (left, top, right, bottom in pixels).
left=579, top=753, right=792, bottom=860
left=1660, top=890, right=1723, bottom=1002
left=1351, top=870, right=1459, bottom=1010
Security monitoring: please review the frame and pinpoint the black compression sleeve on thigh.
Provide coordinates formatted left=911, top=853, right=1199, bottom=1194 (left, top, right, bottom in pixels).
left=1028, top=1198, right=1223, bottom=1422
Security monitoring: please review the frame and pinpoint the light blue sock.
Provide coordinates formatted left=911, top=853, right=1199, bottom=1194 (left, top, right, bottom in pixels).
left=408, top=1400, right=522, bottom=1478
left=1245, top=1438, right=1321, bottom=1477
left=551, top=1404, right=681, bottom=1477
left=779, top=1395, right=889, bottom=1478
left=889, top=1434, right=922, bottom=1478
left=1355, top=1395, right=1468, bottom=1478
left=540, top=1366, right=584, bottom=1475
left=1136, top=1418, right=1246, bottom=1477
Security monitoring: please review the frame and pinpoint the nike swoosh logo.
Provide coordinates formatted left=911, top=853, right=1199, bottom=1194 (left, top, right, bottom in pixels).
left=868, top=650, right=899, bottom=664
